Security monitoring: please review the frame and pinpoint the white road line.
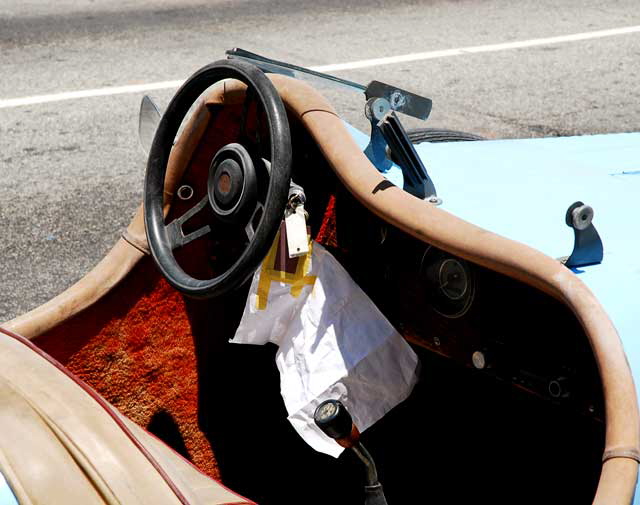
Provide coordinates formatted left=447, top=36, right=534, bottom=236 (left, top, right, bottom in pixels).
left=1, top=25, right=639, bottom=109
left=312, top=25, right=640, bottom=72
left=0, top=80, right=184, bottom=109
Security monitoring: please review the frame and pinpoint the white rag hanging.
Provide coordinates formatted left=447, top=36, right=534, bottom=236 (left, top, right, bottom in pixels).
left=231, top=234, right=420, bottom=457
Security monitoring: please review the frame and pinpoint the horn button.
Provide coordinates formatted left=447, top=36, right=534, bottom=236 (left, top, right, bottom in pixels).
left=208, top=143, right=258, bottom=223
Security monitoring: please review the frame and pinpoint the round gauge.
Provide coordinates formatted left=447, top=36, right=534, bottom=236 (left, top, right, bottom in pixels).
left=438, top=258, right=469, bottom=301
left=421, top=249, right=476, bottom=318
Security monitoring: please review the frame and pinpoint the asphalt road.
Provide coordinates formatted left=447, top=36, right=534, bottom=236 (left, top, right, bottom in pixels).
left=1, top=0, right=639, bottom=322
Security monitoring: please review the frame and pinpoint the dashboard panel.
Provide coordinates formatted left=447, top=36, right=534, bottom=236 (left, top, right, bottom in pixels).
left=329, top=189, right=604, bottom=422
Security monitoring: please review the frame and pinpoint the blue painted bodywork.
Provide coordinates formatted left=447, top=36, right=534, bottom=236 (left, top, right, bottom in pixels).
left=347, top=124, right=640, bottom=499
left=0, top=473, right=18, bottom=505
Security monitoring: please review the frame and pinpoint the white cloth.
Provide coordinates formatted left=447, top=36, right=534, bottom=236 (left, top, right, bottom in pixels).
left=231, top=241, right=420, bottom=457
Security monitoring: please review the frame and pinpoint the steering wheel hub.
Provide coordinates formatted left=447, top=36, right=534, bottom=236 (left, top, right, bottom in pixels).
left=208, top=143, right=257, bottom=222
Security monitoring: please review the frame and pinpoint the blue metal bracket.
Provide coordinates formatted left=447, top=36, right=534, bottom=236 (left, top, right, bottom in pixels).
left=364, top=99, right=393, bottom=172
left=563, top=201, right=603, bottom=268
left=363, top=97, right=437, bottom=200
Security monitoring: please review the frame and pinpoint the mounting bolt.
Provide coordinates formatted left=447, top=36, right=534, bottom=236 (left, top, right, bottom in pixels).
left=570, top=204, right=594, bottom=230
left=566, top=201, right=594, bottom=230
left=472, top=351, right=487, bottom=369
left=390, top=90, right=406, bottom=108
left=177, top=185, right=194, bottom=201
left=365, top=97, right=391, bottom=122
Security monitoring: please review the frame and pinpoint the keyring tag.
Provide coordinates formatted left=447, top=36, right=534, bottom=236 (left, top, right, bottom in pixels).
left=285, top=204, right=309, bottom=258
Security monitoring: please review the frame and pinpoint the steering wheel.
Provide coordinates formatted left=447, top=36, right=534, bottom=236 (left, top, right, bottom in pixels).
left=144, top=59, right=292, bottom=298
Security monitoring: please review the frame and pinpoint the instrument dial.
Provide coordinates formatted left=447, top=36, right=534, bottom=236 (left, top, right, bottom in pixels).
left=421, top=249, right=476, bottom=318
left=438, top=258, right=469, bottom=301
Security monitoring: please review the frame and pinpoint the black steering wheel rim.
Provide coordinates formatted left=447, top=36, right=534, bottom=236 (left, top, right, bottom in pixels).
left=144, top=59, right=292, bottom=298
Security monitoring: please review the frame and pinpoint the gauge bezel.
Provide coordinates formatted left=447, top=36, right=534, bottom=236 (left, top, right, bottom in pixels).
left=420, top=246, right=476, bottom=319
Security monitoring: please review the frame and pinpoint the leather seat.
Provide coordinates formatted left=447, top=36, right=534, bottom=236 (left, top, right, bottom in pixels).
left=0, top=327, right=254, bottom=505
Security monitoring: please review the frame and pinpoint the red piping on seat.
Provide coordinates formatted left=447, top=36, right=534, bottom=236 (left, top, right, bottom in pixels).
left=139, top=422, right=256, bottom=504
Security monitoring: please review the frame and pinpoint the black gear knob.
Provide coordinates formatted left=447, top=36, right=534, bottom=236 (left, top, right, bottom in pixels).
left=314, top=400, right=354, bottom=441
left=314, top=400, right=388, bottom=505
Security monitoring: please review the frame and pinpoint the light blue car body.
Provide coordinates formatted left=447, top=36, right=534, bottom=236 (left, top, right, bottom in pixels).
left=0, top=473, right=18, bottom=505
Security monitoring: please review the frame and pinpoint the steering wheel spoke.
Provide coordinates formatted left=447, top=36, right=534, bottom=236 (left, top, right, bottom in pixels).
left=244, top=202, right=265, bottom=241
left=165, top=196, right=212, bottom=250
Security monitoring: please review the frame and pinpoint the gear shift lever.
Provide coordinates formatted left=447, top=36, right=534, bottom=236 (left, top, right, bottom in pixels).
left=314, top=400, right=388, bottom=505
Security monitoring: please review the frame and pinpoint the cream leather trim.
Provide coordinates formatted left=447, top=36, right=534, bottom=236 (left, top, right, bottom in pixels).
left=3, top=238, right=145, bottom=338
left=0, top=327, right=255, bottom=504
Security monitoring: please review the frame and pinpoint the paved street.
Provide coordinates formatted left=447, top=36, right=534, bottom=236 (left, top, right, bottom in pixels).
left=1, top=0, right=639, bottom=321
